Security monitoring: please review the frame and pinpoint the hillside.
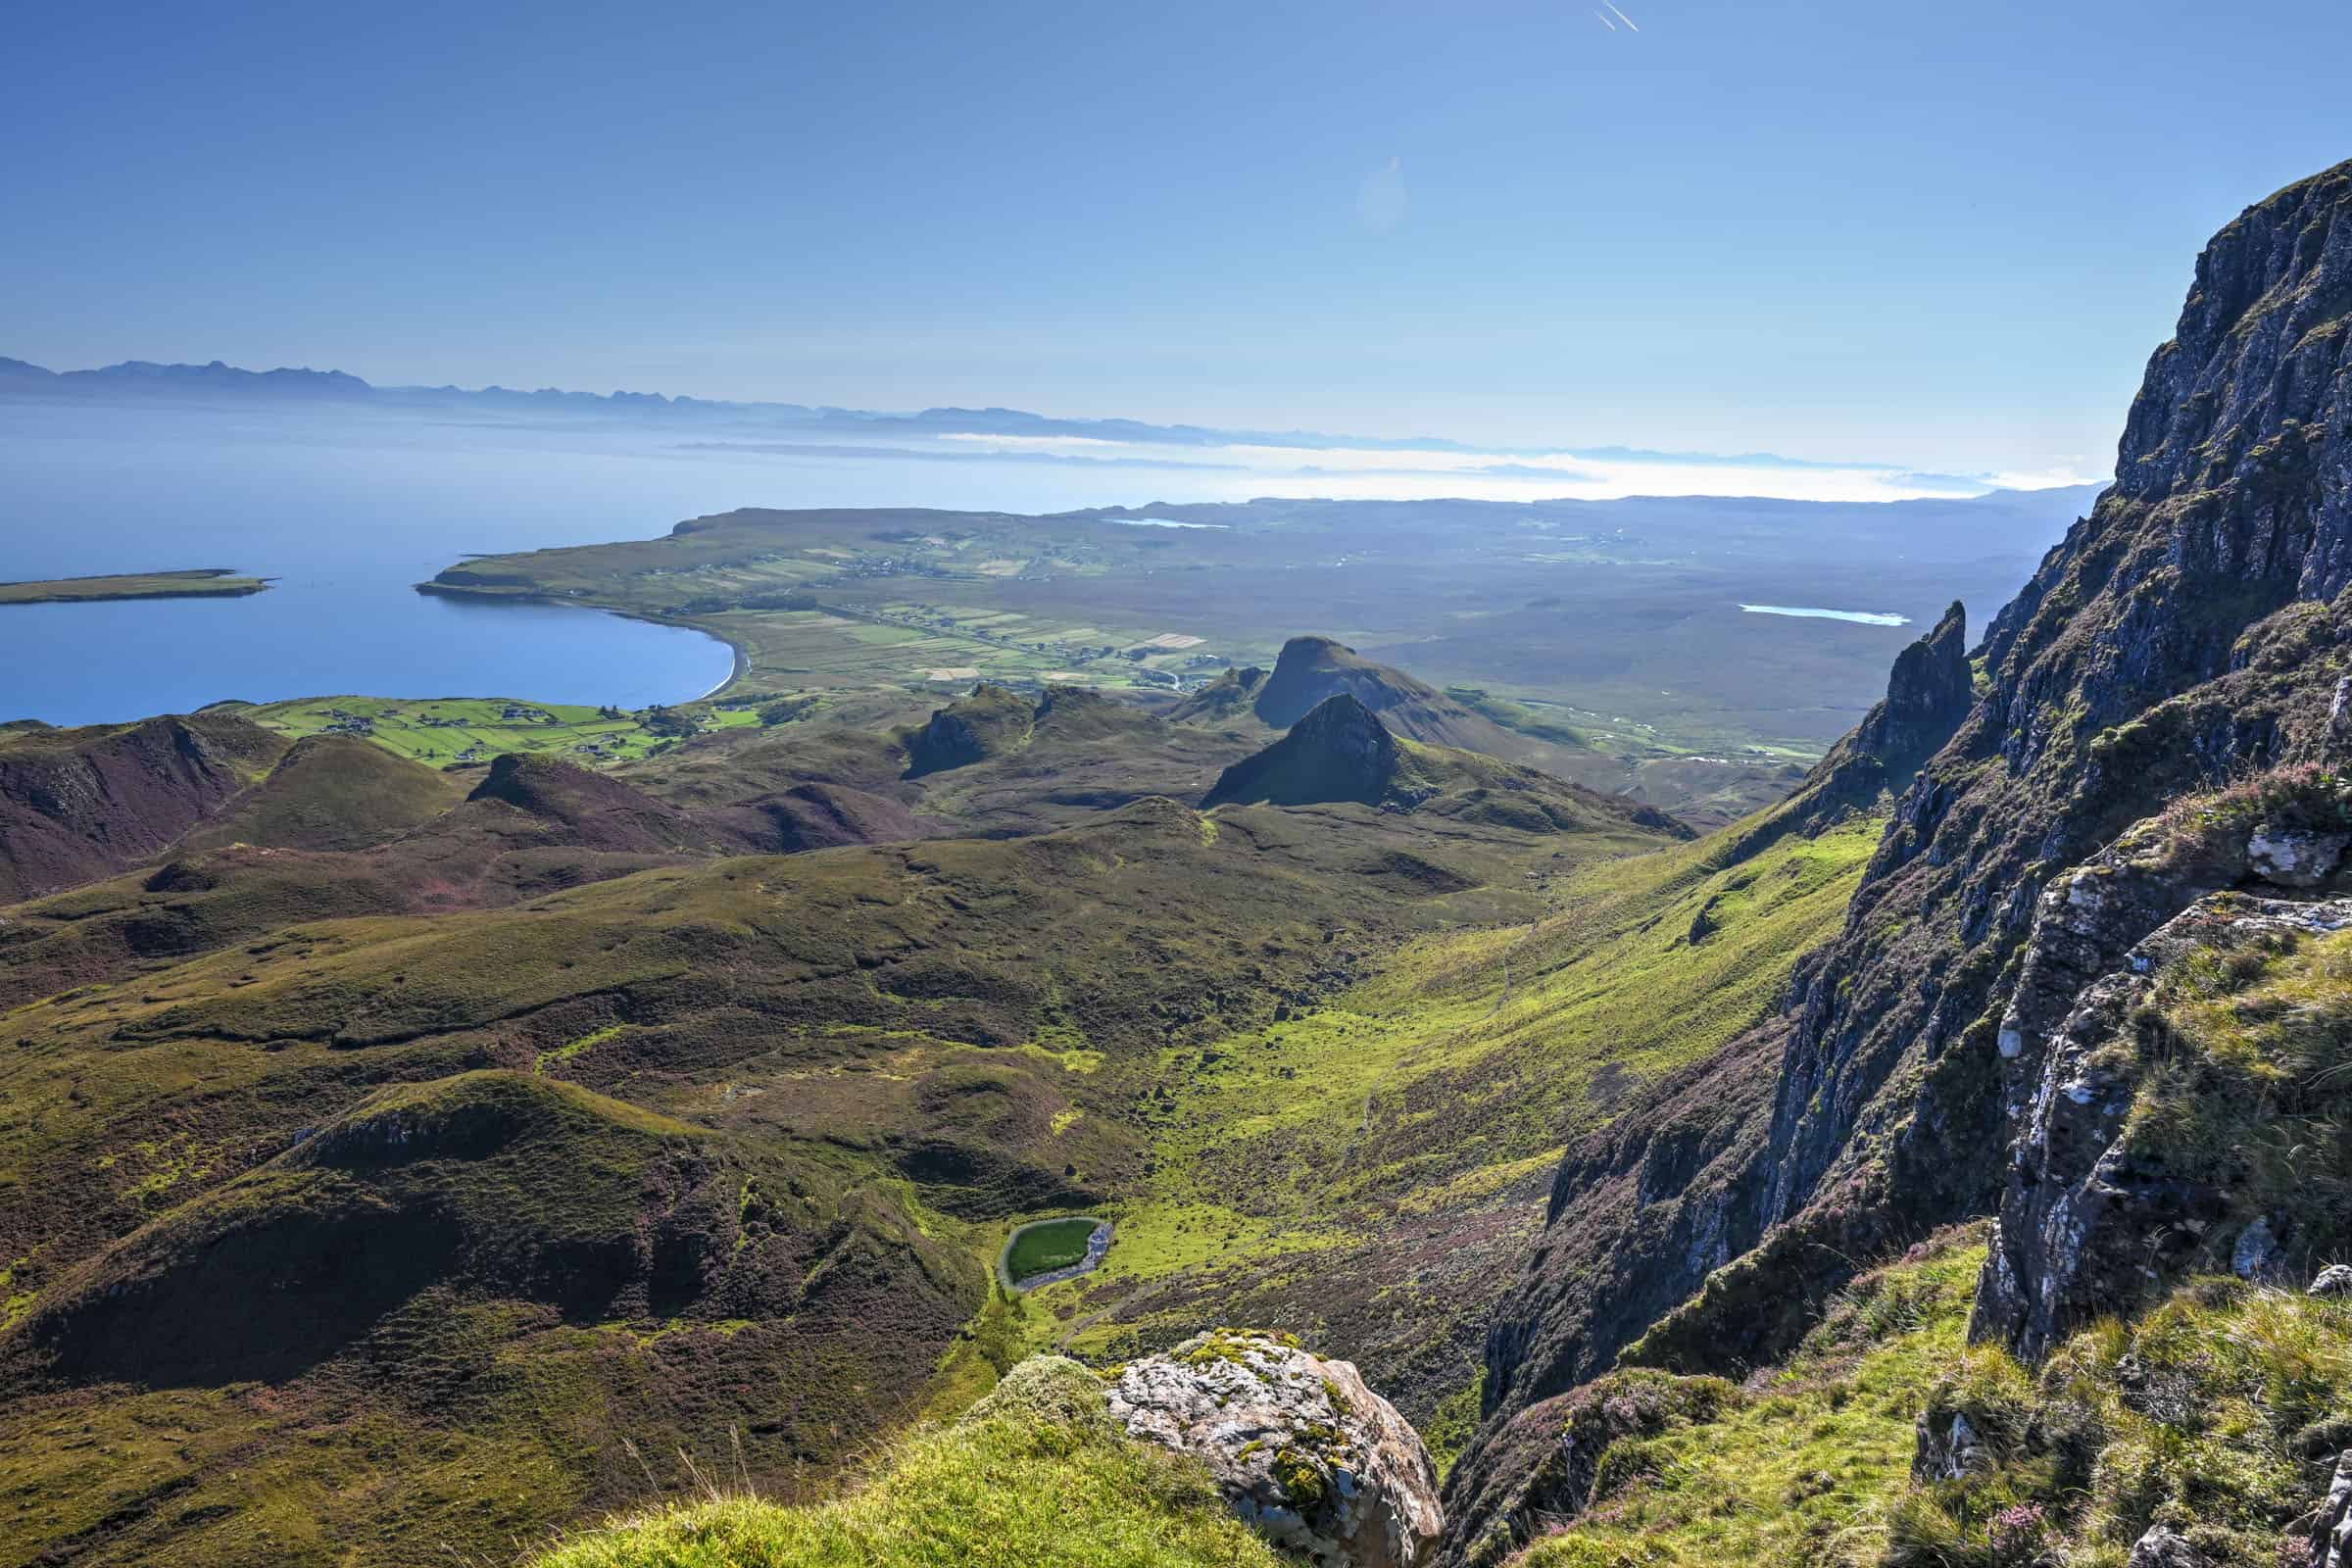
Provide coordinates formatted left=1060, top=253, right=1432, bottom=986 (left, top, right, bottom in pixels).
left=0, top=633, right=1704, bottom=1564
left=0, top=711, right=289, bottom=902
left=9, top=157, right=2352, bottom=1568
left=1440, top=155, right=2352, bottom=1566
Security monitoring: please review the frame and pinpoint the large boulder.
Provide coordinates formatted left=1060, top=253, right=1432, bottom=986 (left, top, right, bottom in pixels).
left=1106, top=1329, right=1443, bottom=1568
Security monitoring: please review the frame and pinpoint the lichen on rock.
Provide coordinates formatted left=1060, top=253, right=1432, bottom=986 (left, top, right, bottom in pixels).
left=1105, top=1329, right=1443, bottom=1568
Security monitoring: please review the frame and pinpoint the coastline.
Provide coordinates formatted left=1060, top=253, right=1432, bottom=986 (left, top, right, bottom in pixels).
left=416, top=578, right=751, bottom=703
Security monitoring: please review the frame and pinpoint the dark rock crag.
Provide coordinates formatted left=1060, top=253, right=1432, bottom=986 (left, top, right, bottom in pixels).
left=1978, top=892, right=2352, bottom=1358
left=902, top=684, right=1038, bottom=777
left=1445, top=158, right=2352, bottom=1562
left=1204, top=693, right=1405, bottom=808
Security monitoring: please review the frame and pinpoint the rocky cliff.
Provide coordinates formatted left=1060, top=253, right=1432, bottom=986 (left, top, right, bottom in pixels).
left=1446, top=157, right=2352, bottom=1561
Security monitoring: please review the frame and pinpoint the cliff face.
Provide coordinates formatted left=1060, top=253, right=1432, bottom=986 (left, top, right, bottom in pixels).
left=1447, top=158, right=2352, bottom=1560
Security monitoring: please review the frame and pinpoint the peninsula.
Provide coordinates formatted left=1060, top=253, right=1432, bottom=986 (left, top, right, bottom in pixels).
left=0, top=568, right=270, bottom=606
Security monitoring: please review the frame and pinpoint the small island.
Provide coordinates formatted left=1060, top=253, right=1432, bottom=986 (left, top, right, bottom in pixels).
left=0, top=568, right=272, bottom=607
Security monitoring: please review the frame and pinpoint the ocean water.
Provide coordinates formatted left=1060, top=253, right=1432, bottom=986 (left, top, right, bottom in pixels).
left=0, top=406, right=1237, bottom=726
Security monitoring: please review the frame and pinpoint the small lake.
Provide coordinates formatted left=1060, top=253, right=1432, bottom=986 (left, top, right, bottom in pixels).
left=1001, top=1216, right=1114, bottom=1291
left=1740, top=604, right=1912, bottom=626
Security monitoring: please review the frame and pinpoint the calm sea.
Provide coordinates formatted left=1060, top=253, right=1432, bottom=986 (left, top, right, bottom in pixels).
left=0, top=405, right=1217, bottom=726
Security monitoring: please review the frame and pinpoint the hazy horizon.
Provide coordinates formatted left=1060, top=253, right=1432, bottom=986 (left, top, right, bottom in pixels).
left=2, top=350, right=2109, bottom=506
left=10, top=1, right=2351, bottom=490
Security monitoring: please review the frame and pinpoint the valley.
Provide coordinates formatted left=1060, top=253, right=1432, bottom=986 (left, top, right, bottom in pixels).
left=2, top=123, right=2350, bottom=1568
left=0, top=634, right=1771, bottom=1564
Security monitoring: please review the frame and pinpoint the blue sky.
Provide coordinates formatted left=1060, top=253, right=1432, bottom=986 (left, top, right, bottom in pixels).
left=5, top=0, right=2348, bottom=481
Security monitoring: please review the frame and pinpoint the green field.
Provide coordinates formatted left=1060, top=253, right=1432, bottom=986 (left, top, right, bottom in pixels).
left=236, top=694, right=762, bottom=766
left=0, top=568, right=270, bottom=606
left=1002, top=1217, right=1104, bottom=1285
left=416, top=497, right=2055, bottom=821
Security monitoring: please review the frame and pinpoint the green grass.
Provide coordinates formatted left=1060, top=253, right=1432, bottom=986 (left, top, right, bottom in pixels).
left=2126, top=921, right=2352, bottom=1263
left=243, top=694, right=715, bottom=766
left=1506, top=1233, right=1987, bottom=1568
left=0, top=568, right=270, bottom=605
left=1119, top=810, right=1880, bottom=1227
left=528, top=1358, right=1283, bottom=1568
left=1003, top=1217, right=1103, bottom=1284
left=1037, top=808, right=1882, bottom=1420
left=1497, top=1228, right=2352, bottom=1568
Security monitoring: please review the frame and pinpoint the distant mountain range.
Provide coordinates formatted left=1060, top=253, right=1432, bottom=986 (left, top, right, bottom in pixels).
left=0, top=353, right=1518, bottom=454
left=0, top=354, right=2060, bottom=483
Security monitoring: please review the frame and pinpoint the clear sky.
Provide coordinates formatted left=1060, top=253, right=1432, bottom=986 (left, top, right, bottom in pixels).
left=5, top=0, right=2348, bottom=480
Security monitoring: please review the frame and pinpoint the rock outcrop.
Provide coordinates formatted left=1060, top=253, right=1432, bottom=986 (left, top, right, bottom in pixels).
left=1449, top=157, right=2352, bottom=1560
left=902, top=684, right=1037, bottom=777
left=2129, top=1524, right=2209, bottom=1568
left=1204, top=694, right=1405, bottom=808
left=1106, top=1330, right=1443, bottom=1568
left=1855, top=600, right=1973, bottom=759
left=1718, top=603, right=1975, bottom=861
left=1252, top=636, right=1454, bottom=732
left=2308, top=1450, right=2352, bottom=1568
left=1977, top=893, right=2352, bottom=1355
left=1245, top=634, right=1588, bottom=774
left=1437, top=1368, right=1736, bottom=1568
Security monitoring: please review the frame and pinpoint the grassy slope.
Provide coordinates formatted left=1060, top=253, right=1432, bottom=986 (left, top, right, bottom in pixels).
left=0, top=1072, right=979, bottom=1568
left=1012, top=810, right=1883, bottom=1436
left=176, top=733, right=466, bottom=852
left=0, top=781, right=1650, bottom=1564
left=1504, top=1240, right=2352, bottom=1568
left=1501, top=1234, right=1988, bottom=1568
left=531, top=1358, right=1281, bottom=1568
left=1500, top=908, right=2352, bottom=1568
left=0, top=570, right=268, bottom=604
